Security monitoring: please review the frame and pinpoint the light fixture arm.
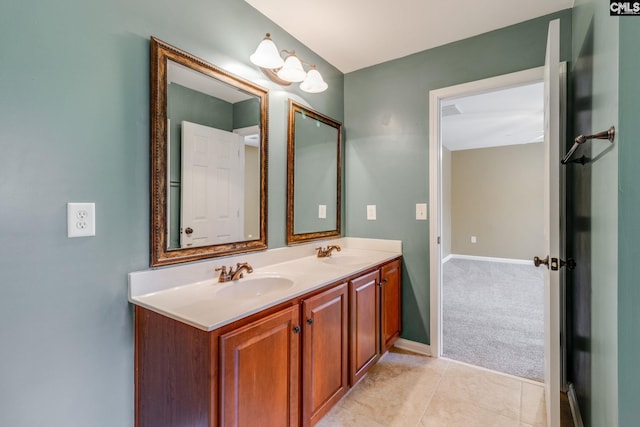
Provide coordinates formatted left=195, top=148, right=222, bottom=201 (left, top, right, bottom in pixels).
left=258, top=66, right=293, bottom=86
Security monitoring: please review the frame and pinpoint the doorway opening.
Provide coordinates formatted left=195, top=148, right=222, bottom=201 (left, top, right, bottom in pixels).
left=429, top=68, right=547, bottom=382
left=439, top=82, right=545, bottom=379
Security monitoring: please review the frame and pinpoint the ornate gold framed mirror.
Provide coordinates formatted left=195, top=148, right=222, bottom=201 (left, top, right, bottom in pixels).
left=286, top=100, right=342, bottom=244
left=150, top=37, right=268, bottom=266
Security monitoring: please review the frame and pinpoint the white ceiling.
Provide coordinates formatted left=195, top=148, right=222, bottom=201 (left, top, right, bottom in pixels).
left=244, top=0, right=573, bottom=73
left=441, top=82, right=544, bottom=151
left=168, top=60, right=253, bottom=103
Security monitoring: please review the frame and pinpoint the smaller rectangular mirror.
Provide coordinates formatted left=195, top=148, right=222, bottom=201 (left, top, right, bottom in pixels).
left=287, top=100, right=342, bottom=244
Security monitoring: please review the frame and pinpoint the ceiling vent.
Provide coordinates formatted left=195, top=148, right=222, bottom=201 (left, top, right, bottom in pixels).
left=441, top=103, right=463, bottom=117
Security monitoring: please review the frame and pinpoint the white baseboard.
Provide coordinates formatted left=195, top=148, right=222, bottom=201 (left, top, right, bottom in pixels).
left=393, top=338, right=431, bottom=356
left=442, top=254, right=533, bottom=265
left=567, top=383, right=584, bottom=427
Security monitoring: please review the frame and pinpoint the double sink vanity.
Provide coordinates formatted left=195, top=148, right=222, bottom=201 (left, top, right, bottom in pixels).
left=131, top=38, right=403, bottom=426
left=129, top=238, right=402, bottom=427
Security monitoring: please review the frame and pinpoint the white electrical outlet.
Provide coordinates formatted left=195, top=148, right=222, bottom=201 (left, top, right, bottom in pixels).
left=68, top=203, right=96, bottom=238
left=471, top=235, right=477, bottom=243
left=416, top=203, right=427, bottom=220
left=367, top=205, right=376, bottom=220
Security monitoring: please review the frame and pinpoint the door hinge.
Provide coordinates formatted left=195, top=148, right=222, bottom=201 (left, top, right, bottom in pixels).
left=437, top=236, right=441, bottom=244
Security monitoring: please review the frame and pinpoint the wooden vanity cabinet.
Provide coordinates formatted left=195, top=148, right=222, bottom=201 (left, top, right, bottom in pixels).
left=301, top=283, right=348, bottom=426
left=349, top=270, right=381, bottom=385
left=135, top=257, right=402, bottom=427
left=380, top=259, right=402, bottom=352
left=219, top=305, right=300, bottom=427
left=135, top=306, right=218, bottom=427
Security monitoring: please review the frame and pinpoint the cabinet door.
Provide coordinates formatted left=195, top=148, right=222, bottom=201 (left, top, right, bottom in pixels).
left=220, top=306, right=300, bottom=427
left=381, top=259, right=402, bottom=353
left=349, top=270, right=380, bottom=385
left=302, top=283, right=348, bottom=427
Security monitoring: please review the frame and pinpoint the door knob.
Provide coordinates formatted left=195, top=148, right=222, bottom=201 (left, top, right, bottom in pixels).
left=533, top=255, right=549, bottom=268
left=185, top=227, right=193, bottom=236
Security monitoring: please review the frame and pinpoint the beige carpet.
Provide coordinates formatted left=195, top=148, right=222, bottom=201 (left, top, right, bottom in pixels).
left=442, top=258, right=544, bottom=381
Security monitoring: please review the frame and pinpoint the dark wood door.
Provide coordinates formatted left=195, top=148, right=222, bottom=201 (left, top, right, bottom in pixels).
left=381, top=259, right=402, bottom=353
left=349, top=270, right=380, bottom=385
left=220, top=305, right=301, bottom=427
left=302, top=283, right=348, bottom=427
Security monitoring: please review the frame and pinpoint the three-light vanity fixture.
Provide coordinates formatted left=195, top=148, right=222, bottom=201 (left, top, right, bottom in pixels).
left=250, top=33, right=328, bottom=93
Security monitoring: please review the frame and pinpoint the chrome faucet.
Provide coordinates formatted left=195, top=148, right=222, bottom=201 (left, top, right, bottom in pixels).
left=215, top=262, right=254, bottom=282
left=316, top=245, right=341, bottom=258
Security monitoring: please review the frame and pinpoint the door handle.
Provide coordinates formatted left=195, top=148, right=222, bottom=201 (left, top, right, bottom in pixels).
left=534, top=256, right=575, bottom=271
left=185, top=227, right=193, bottom=236
left=533, top=255, right=549, bottom=269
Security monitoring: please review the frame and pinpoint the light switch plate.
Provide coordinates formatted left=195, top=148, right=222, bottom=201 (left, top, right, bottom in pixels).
left=318, top=204, right=327, bottom=219
left=367, top=205, right=376, bottom=220
left=416, top=203, right=427, bottom=220
left=68, top=203, right=95, bottom=238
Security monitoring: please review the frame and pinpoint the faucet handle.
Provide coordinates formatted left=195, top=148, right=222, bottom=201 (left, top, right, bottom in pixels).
left=215, top=266, right=230, bottom=282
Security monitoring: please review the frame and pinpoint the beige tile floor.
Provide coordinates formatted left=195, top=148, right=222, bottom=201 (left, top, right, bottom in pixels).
left=316, top=348, right=547, bottom=427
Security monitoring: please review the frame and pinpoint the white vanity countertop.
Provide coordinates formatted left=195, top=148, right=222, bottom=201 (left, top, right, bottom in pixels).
left=129, top=238, right=401, bottom=331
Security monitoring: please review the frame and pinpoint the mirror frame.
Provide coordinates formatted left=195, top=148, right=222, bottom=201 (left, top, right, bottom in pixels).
left=150, top=37, right=268, bottom=267
left=286, top=100, right=342, bottom=244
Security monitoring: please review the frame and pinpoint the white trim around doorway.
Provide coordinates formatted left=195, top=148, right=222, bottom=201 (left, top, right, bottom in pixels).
left=428, top=66, right=545, bottom=359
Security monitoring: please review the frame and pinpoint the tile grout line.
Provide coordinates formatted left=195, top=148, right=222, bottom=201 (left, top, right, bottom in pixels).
left=519, top=380, right=524, bottom=424
left=413, top=358, right=451, bottom=426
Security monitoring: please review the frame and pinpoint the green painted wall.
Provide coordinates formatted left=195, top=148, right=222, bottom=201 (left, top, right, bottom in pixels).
left=344, top=10, right=572, bottom=344
left=233, top=98, right=260, bottom=130
left=618, top=18, right=640, bottom=427
left=571, top=1, right=619, bottom=425
left=0, top=0, right=343, bottom=425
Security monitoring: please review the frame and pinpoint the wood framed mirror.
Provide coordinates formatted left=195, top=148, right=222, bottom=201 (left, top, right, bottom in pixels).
left=286, top=100, right=342, bottom=244
left=150, top=37, right=268, bottom=266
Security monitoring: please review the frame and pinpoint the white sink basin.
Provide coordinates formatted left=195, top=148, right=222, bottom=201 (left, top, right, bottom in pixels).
left=217, top=276, right=295, bottom=300
left=319, top=255, right=368, bottom=267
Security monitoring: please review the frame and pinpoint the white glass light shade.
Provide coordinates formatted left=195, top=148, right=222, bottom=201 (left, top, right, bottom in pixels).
left=277, top=54, right=306, bottom=82
left=250, top=34, right=284, bottom=69
left=300, top=68, right=328, bottom=93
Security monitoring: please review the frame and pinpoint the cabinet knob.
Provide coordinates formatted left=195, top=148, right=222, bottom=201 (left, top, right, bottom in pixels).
left=293, top=325, right=301, bottom=334
left=307, top=318, right=314, bottom=325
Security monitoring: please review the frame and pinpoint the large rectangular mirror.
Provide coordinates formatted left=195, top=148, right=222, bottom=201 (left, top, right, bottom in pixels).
left=286, top=100, right=342, bottom=244
left=151, top=38, right=268, bottom=266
